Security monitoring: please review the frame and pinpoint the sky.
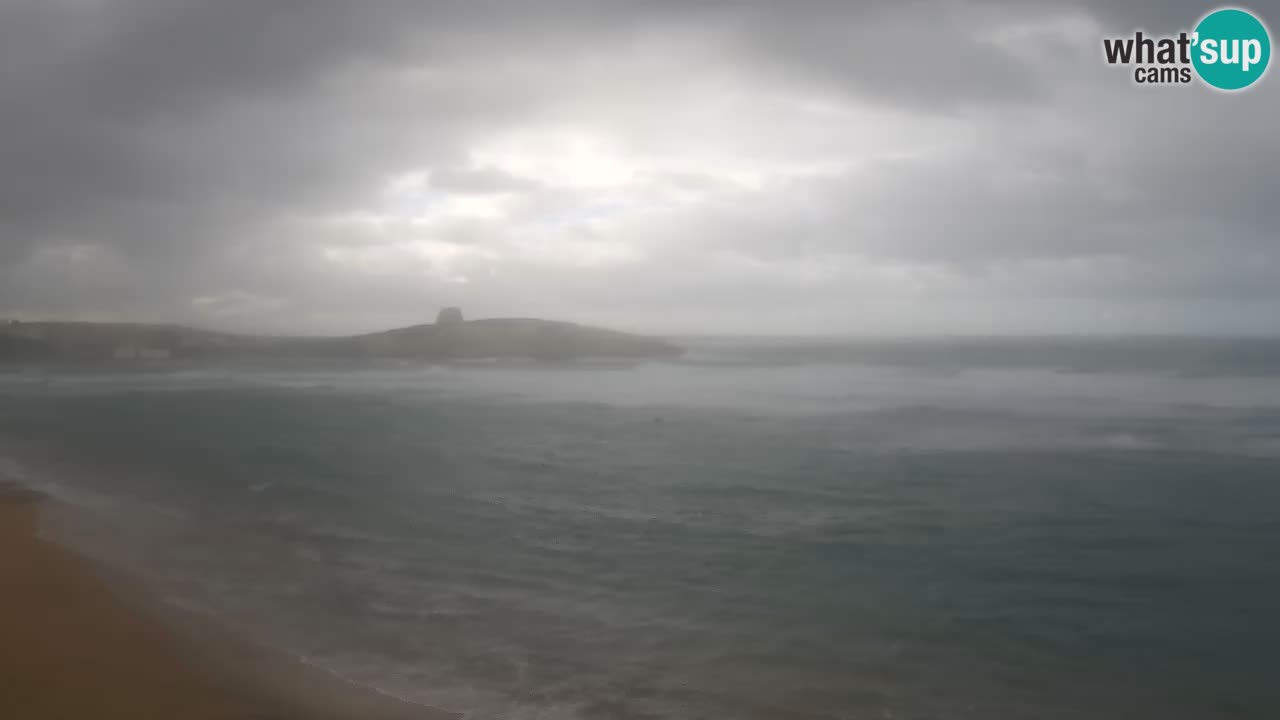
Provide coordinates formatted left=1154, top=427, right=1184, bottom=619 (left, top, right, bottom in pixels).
left=0, top=0, right=1276, bottom=336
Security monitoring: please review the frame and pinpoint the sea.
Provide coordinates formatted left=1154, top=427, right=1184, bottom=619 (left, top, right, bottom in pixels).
left=1, top=335, right=1279, bottom=720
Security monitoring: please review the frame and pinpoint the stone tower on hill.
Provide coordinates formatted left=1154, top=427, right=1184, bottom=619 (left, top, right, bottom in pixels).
left=436, top=307, right=464, bottom=325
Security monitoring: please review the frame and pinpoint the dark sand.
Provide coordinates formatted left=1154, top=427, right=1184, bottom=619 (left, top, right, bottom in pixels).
left=0, top=486, right=454, bottom=720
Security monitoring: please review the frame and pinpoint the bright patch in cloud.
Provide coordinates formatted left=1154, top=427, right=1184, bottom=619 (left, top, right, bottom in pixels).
left=472, top=128, right=638, bottom=189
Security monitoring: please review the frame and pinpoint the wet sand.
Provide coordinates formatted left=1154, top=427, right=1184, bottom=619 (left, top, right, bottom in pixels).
left=0, top=486, right=454, bottom=720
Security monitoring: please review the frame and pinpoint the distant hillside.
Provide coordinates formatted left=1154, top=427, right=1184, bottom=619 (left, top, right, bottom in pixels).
left=343, top=318, right=681, bottom=360
left=0, top=312, right=683, bottom=364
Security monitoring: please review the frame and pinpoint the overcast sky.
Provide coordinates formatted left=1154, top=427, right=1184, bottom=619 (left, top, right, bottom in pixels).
left=0, top=0, right=1276, bottom=336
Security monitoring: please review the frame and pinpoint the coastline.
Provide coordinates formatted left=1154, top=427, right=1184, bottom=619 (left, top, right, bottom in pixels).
left=0, top=484, right=455, bottom=720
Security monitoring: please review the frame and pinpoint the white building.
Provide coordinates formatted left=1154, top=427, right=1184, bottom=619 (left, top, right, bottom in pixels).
left=113, top=344, right=172, bottom=361
left=7, top=323, right=47, bottom=341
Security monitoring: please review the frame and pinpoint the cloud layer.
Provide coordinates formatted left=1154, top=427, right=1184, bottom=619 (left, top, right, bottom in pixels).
left=1, top=0, right=1276, bottom=334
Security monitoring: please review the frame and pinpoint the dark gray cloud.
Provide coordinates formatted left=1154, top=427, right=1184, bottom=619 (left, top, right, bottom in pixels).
left=1, top=0, right=1276, bottom=334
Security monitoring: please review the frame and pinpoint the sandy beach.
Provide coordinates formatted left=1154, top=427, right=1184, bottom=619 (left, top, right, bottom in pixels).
left=0, top=486, right=453, bottom=720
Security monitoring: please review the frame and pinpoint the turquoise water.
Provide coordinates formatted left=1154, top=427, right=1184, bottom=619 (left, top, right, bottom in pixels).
left=2, top=338, right=1279, bottom=719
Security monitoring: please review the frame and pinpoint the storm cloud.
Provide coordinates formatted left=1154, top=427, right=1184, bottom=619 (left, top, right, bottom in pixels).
left=1, top=0, right=1276, bottom=334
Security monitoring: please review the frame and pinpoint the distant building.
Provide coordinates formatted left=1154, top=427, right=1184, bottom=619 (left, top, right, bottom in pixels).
left=113, top=344, right=172, bottom=361
left=9, top=324, right=47, bottom=341
left=436, top=307, right=464, bottom=325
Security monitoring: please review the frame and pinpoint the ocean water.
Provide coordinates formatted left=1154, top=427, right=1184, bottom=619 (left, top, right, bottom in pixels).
left=2, top=336, right=1280, bottom=720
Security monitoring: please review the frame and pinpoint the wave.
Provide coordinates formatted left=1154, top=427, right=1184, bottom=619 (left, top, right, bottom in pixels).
left=0, top=454, right=104, bottom=509
left=5, top=360, right=1280, bottom=719
left=673, top=335, right=1280, bottom=375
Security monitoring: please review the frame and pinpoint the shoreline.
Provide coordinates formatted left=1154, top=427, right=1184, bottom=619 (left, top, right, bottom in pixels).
left=0, top=484, right=455, bottom=720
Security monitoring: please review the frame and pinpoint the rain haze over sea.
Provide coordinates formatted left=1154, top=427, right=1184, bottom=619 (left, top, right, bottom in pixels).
left=3, top=337, right=1280, bottom=720
left=3, top=0, right=1280, bottom=718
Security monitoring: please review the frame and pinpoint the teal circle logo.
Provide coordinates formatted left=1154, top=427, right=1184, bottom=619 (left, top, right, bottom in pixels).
left=1192, top=8, right=1271, bottom=90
